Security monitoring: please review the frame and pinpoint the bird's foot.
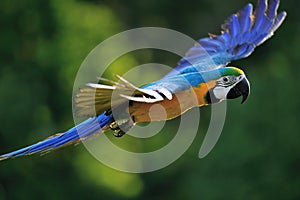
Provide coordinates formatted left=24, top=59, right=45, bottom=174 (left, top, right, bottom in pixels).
left=109, top=118, right=135, bottom=137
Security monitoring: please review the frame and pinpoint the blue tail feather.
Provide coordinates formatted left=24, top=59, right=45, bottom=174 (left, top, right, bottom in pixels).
left=0, top=113, right=113, bottom=161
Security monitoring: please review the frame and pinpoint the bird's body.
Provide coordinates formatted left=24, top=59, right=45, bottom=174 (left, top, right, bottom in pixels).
left=0, top=0, right=286, bottom=161
left=122, top=67, right=244, bottom=123
left=130, top=81, right=214, bottom=122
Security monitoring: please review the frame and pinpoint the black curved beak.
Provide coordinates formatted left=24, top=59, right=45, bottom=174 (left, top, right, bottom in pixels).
left=227, top=77, right=250, bottom=104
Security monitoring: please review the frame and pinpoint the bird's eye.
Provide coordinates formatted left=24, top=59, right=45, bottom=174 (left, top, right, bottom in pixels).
left=223, top=77, right=229, bottom=82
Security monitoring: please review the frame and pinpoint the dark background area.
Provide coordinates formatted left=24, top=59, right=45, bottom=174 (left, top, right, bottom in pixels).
left=0, top=0, right=299, bottom=199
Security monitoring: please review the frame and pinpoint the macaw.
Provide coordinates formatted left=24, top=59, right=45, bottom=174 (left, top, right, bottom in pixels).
left=0, top=0, right=286, bottom=161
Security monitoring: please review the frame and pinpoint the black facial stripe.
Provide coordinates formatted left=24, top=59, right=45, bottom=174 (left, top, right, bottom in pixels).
left=217, top=82, right=235, bottom=88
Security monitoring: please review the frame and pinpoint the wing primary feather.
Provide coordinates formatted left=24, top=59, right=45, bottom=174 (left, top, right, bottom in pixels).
left=114, top=74, right=141, bottom=91
left=267, top=0, right=279, bottom=19
left=238, top=4, right=253, bottom=34
left=270, top=11, right=287, bottom=33
left=230, top=14, right=240, bottom=39
left=86, top=83, right=116, bottom=90
left=97, top=76, right=124, bottom=87
left=199, top=37, right=223, bottom=49
left=253, top=0, right=267, bottom=32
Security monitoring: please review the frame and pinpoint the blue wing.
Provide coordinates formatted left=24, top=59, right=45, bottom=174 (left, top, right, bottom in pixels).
left=166, top=0, right=286, bottom=77
left=74, top=0, right=287, bottom=117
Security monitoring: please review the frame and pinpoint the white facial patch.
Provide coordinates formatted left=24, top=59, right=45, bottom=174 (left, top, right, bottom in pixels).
left=212, top=86, right=232, bottom=100
left=212, top=75, right=244, bottom=100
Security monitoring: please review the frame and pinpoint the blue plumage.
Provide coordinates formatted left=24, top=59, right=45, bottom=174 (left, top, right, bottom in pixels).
left=171, top=0, right=286, bottom=75
left=0, top=0, right=286, bottom=161
left=145, top=72, right=206, bottom=93
left=0, top=113, right=113, bottom=160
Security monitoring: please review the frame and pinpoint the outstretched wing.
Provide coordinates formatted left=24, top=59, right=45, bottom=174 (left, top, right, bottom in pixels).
left=74, top=72, right=205, bottom=117
left=167, top=0, right=286, bottom=76
left=74, top=75, right=172, bottom=117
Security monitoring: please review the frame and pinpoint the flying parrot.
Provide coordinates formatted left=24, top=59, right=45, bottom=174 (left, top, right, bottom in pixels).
left=0, top=0, right=286, bottom=161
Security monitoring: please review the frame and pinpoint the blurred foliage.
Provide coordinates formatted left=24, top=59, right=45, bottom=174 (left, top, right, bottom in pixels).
left=0, top=0, right=299, bottom=199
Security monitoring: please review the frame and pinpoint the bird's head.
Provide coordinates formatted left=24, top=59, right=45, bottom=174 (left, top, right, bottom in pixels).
left=206, top=67, right=250, bottom=104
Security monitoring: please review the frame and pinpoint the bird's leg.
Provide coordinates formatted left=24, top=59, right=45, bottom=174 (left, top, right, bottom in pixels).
left=109, top=117, right=135, bottom=137
left=109, top=103, right=135, bottom=137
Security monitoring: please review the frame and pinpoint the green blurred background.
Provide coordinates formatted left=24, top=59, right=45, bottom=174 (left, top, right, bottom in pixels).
left=0, top=0, right=299, bottom=199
